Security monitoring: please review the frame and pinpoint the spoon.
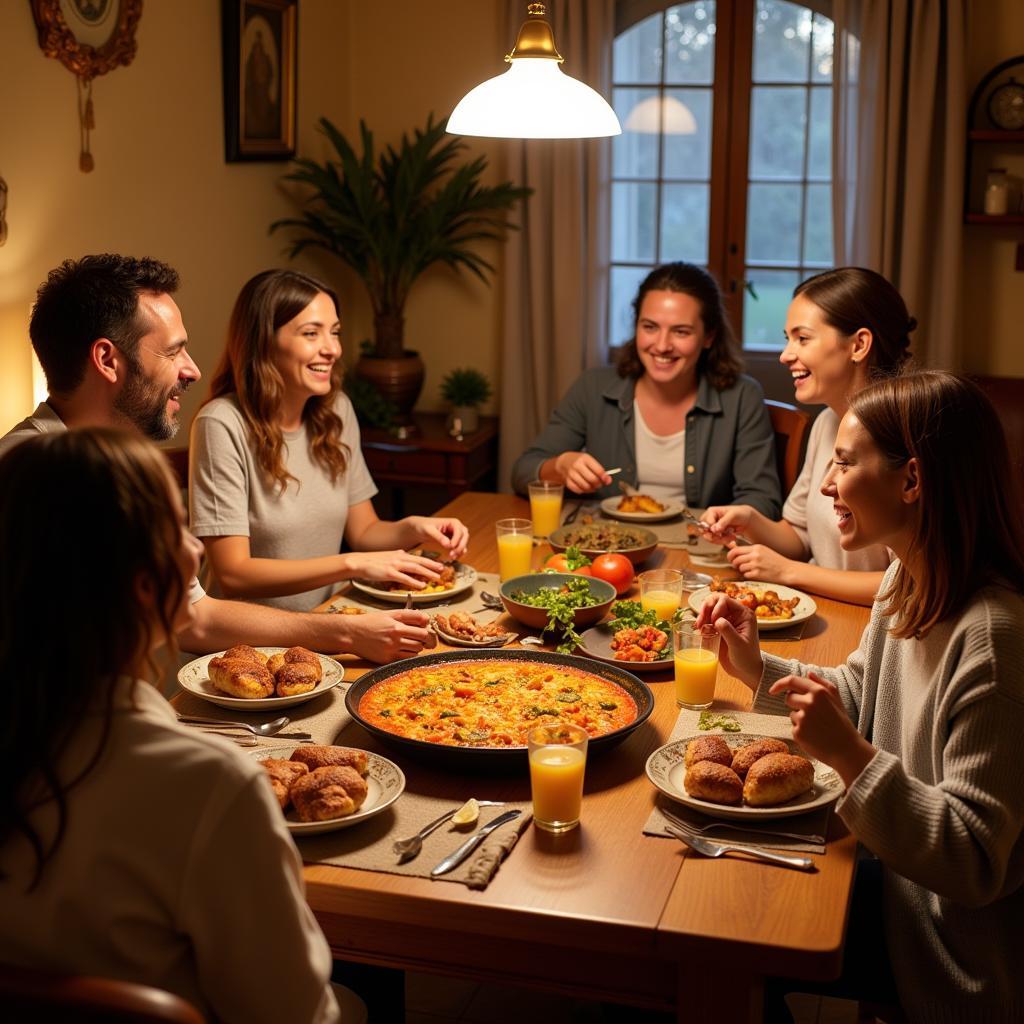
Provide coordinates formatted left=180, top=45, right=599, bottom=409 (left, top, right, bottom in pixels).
left=392, top=800, right=506, bottom=863
left=475, top=591, right=504, bottom=611
left=176, top=715, right=291, bottom=737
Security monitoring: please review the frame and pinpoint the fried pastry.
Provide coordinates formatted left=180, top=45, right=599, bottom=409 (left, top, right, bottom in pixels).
left=222, top=644, right=268, bottom=667
left=730, top=738, right=790, bottom=779
left=208, top=656, right=274, bottom=699
left=282, top=646, right=322, bottom=682
left=261, top=759, right=309, bottom=809
left=275, top=661, right=319, bottom=697
left=291, top=745, right=369, bottom=775
left=684, top=734, right=734, bottom=769
left=266, top=652, right=286, bottom=675
left=742, top=753, right=814, bottom=807
left=289, top=765, right=368, bottom=822
left=684, top=760, right=743, bottom=805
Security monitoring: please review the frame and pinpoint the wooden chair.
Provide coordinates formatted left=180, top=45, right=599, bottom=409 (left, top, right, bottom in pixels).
left=0, top=962, right=205, bottom=1023
left=765, top=399, right=812, bottom=494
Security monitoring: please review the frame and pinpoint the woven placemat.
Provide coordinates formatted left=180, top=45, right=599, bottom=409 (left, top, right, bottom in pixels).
left=643, top=709, right=832, bottom=854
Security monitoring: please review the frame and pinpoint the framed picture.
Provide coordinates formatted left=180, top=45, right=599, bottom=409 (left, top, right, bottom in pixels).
left=30, top=0, right=142, bottom=80
left=221, top=0, right=297, bottom=162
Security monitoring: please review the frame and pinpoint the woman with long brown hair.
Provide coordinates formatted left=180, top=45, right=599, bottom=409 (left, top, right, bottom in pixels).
left=511, top=262, right=782, bottom=516
left=702, top=266, right=914, bottom=605
left=697, top=371, right=1024, bottom=1021
left=0, top=429, right=350, bottom=1022
left=190, top=269, right=468, bottom=611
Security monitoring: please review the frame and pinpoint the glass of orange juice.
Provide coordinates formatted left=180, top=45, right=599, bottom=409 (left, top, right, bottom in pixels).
left=673, top=621, right=720, bottom=710
left=638, top=569, right=683, bottom=621
left=528, top=723, right=588, bottom=833
left=496, top=518, right=533, bottom=581
left=527, top=480, right=564, bottom=539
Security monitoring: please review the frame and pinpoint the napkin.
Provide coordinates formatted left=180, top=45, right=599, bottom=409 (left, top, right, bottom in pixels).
left=642, top=708, right=834, bottom=854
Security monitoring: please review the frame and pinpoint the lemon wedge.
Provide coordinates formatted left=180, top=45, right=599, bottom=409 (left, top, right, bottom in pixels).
left=451, top=798, right=480, bottom=827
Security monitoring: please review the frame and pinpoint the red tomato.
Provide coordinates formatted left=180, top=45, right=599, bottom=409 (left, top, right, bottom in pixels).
left=588, top=553, right=634, bottom=595
left=544, top=553, right=592, bottom=576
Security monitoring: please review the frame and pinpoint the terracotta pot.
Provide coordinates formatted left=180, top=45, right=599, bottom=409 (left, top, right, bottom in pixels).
left=355, top=352, right=425, bottom=427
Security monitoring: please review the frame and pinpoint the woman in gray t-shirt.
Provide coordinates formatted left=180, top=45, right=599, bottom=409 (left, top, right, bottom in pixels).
left=702, top=268, right=913, bottom=606
left=190, top=269, right=468, bottom=612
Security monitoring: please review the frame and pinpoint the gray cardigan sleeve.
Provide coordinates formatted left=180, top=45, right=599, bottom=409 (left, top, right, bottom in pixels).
left=510, top=374, right=593, bottom=495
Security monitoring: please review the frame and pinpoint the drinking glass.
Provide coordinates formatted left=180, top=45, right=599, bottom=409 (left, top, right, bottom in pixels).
left=495, top=518, right=533, bottom=581
left=638, top=569, right=683, bottom=621
left=527, top=480, right=564, bottom=539
left=673, top=622, right=720, bottom=710
left=528, top=723, right=588, bottom=833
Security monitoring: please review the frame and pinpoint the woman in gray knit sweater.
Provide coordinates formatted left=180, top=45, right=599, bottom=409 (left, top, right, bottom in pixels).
left=698, top=371, right=1024, bottom=1023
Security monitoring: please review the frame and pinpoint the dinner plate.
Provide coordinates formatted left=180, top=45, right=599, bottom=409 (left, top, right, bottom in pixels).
left=548, top=523, right=658, bottom=567
left=250, top=745, right=405, bottom=835
left=351, top=561, right=477, bottom=604
left=576, top=623, right=673, bottom=673
left=345, top=648, right=654, bottom=769
left=686, top=582, right=817, bottom=631
left=599, top=496, right=684, bottom=523
left=177, top=648, right=345, bottom=710
left=646, top=734, right=844, bottom=820
left=431, top=615, right=518, bottom=648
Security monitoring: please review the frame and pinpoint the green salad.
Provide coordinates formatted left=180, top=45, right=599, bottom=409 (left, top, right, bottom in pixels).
left=510, top=576, right=600, bottom=654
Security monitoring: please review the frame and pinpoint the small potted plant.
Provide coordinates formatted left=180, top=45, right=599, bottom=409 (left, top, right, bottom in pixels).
left=440, top=367, right=492, bottom=435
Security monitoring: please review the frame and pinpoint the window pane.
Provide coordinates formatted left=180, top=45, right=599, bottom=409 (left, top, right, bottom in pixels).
left=660, top=183, right=710, bottom=262
left=753, top=0, right=812, bottom=84
left=746, top=183, right=802, bottom=262
left=612, top=182, right=658, bottom=262
left=811, top=12, right=834, bottom=83
left=743, top=268, right=800, bottom=350
left=803, top=183, right=832, bottom=265
left=609, top=265, right=651, bottom=348
left=614, top=88, right=660, bottom=179
left=662, top=89, right=713, bottom=178
left=749, top=86, right=806, bottom=180
left=664, top=1, right=716, bottom=85
left=613, top=11, right=661, bottom=84
left=807, top=86, right=831, bottom=179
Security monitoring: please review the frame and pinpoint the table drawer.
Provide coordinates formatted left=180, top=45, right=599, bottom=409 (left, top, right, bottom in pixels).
left=364, top=449, right=447, bottom=480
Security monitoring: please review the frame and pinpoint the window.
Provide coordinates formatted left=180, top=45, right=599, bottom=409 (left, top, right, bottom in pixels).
left=609, top=0, right=834, bottom=352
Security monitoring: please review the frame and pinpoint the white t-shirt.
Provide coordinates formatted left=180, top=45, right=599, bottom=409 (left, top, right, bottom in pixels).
left=189, top=394, right=378, bottom=611
left=0, top=679, right=340, bottom=1024
left=633, top=400, right=686, bottom=502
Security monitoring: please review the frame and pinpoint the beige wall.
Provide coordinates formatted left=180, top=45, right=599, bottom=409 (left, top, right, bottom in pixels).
left=0, top=0, right=509, bottom=437
left=965, top=2, right=1024, bottom=378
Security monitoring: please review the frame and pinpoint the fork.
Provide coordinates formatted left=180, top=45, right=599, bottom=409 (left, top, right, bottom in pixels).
left=680, top=506, right=753, bottom=548
left=662, top=807, right=825, bottom=846
left=666, top=824, right=815, bottom=870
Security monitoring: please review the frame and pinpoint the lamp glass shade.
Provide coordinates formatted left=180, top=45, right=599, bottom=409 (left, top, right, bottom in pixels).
left=448, top=59, right=621, bottom=139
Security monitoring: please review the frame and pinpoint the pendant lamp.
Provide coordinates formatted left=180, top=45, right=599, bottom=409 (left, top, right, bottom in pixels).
left=447, top=2, right=621, bottom=139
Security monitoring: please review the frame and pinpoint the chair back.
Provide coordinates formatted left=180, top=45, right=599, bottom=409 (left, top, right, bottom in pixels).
left=0, top=962, right=205, bottom=1023
left=765, top=399, right=811, bottom=494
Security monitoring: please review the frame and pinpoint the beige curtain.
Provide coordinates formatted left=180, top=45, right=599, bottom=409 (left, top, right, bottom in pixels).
left=832, top=0, right=968, bottom=369
left=497, top=0, right=616, bottom=491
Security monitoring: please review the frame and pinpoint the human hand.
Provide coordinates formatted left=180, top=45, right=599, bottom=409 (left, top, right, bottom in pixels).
left=694, top=593, right=763, bottom=689
left=343, top=550, right=444, bottom=589
left=553, top=452, right=611, bottom=494
left=406, top=516, right=470, bottom=560
left=768, top=672, right=873, bottom=785
left=701, top=504, right=754, bottom=543
left=727, top=542, right=794, bottom=584
left=340, top=609, right=433, bottom=663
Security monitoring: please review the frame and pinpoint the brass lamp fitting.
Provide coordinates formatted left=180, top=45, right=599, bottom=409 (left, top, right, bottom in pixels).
left=506, top=2, right=563, bottom=63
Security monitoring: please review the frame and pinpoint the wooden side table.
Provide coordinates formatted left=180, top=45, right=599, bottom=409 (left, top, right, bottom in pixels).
left=360, top=412, right=499, bottom=517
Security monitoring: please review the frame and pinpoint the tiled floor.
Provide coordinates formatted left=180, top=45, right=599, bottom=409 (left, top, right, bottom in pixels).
left=405, top=972, right=861, bottom=1023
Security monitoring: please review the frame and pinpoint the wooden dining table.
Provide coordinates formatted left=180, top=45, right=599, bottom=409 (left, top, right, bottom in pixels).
left=298, top=491, right=868, bottom=1023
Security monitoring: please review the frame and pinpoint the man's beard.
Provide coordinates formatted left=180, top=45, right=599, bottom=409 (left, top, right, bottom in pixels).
left=113, top=361, right=182, bottom=441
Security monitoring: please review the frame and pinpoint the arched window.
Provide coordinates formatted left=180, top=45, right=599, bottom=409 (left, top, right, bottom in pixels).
left=610, top=0, right=835, bottom=353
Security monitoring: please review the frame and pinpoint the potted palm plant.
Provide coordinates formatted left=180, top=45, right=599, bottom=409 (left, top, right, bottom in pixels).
left=271, top=114, right=530, bottom=428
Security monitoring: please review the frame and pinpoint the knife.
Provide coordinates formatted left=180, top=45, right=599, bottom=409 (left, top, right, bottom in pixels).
left=429, top=809, right=522, bottom=877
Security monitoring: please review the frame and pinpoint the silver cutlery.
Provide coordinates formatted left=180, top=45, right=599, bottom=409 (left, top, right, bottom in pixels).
left=680, top=506, right=753, bottom=548
left=430, top=809, right=523, bottom=876
left=665, top=824, right=814, bottom=871
left=662, top=808, right=824, bottom=847
left=177, top=715, right=291, bottom=736
left=392, top=800, right=506, bottom=863
left=472, top=590, right=505, bottom=613
left=185, top=724, right=313, bottom=742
